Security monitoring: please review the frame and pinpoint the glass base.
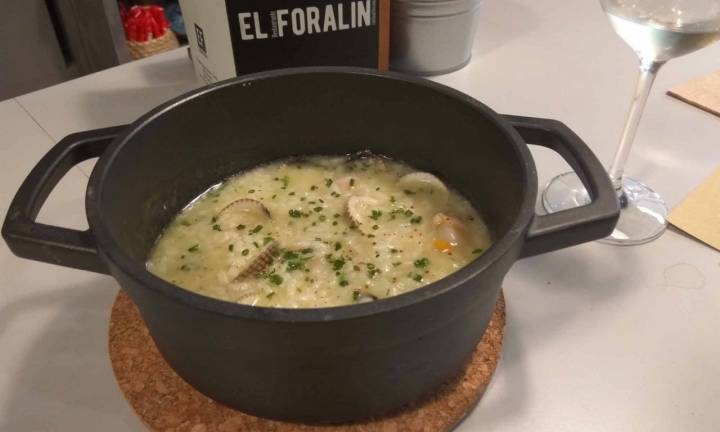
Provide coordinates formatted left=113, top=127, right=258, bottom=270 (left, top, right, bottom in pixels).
left=542, top=172, right=667, bottom=246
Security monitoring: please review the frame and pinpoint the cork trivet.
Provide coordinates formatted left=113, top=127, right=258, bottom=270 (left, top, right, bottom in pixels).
left=668, top=70, right=720, bottom=117
left=668, top=167, right=720, bottom=251
left=109, top=291, right=505, bottom=432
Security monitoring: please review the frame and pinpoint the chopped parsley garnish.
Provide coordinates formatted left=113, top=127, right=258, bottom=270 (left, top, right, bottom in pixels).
left=334, top=242, right=342, bottom=251
left=211, top=216, right=218, bottom=223
left=266, top=291, right=276, bottom=298
left=404, top=189, right=416, bottom=195
left=349, top=178, right=355, bottom=187
left=288, top=191, right=296, bottom=196
left=263, top=236, right=274, bottom=245
left=310, top=185, right=318, bottom=191
left=282, top=249, right=313, bottom=272
left=269, top=274, right=283, bottom=285
left=319, top=215, right=327, bottom=222
left=372, top=225, right=379, bottom=230
left=325, top=178, right=333, bottom=187
left=180, top=220, right=192, bottom=227
left=339, top=278, right=349, bottom=287
left=352, top=290, right=361, bottom=301
left=289, top=209, right=303, bottom=218
left=287, top=261, right=304, bottom=272
left=253, top=241, right=260, bottom=249
left=472, top=248, right=484, bottom=254
left=390, top=196, right=396, bottom=204
left=393, top=262, right=402, bottom=267
left=390, top=248, right=399, bottom=253
left=313, top=206, right=322, bottom=212
left=212, top=224, right=222, bottom=231
left=187, top=244, right=199, bottom=252
left=404, top=210, right=414, bottom=217
left=241, top=249, right=250, bottom=256
left=410, top=216, right=423, bottom=224
left=332, top=221, right=338, bottom=226
left=236, top=224, right=246, bottom=230
left=367, top=263, right=380, bottom=278
left=248, top=189, right=255, bottom=193
left=410, top=273, right=423, bottom=282
left=280, top=175, right=289, bottom=189
left=414, top=258, right=430, bottom=268
left=250, top=225, right=263, bottom=235
left=332, top=257, right=346, bottom=271
left=228, top=244, right=234, bottom=252
left=180, top=264, right=190, bottom=271
left=370, top=210, right=382, bottom=220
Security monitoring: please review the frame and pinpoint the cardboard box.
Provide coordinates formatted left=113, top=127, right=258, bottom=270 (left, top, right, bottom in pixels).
left=179, top=0, right=390, bottom=84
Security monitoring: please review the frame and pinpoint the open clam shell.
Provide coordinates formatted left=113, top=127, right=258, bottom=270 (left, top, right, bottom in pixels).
left=432, top=213, right=467, bottom=247
left=234, top=241, right=278, bottom=280
left=217, top=198, right=271, bottom=228
left=226, top=284, right=264, bottom=303
left=397, top=172, right=448, bottom=198
left=334, top=176, right=361, bottom=194
left=346, top=195, right=379, bottom=234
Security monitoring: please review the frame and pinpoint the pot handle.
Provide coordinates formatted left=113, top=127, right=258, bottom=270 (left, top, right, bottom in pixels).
left=1, top=126, right=126, bottom=274
left=502, top=115, right=619, bottom=258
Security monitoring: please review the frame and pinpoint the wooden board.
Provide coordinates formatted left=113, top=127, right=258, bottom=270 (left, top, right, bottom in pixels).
left=109, top=291, right=506, bottom=432
left=668, top=70, right=720, bottom=118
left=668, top=167, right=720, bottom=251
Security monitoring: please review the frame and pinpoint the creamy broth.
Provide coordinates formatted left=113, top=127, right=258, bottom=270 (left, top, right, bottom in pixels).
left=147, top=156, right=491, bottom=308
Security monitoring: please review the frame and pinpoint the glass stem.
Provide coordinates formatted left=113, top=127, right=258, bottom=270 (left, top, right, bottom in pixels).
left=607, top=60, right=664, bottom=199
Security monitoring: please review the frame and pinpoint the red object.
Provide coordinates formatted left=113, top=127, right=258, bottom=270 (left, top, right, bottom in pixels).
left=122, top=5, right=171, bottom=43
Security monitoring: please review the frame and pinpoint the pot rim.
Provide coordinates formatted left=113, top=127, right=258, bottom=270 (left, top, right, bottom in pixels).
left=87, top=67, right=537, bottom=323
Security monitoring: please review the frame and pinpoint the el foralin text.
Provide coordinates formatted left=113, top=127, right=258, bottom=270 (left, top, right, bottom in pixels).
left=238, top=0, right=376, bottom=40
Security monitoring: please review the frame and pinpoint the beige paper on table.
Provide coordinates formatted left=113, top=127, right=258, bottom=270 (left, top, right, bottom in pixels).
left=668, top=70, right=720, bottom=117
left=668, top=167, right=720, bottom=251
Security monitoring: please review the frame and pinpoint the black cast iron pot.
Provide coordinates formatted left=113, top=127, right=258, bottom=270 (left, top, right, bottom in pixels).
left=2, top=68, right=618, bottom=423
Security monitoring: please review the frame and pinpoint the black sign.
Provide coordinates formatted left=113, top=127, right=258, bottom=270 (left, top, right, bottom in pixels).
left=224, top=0, right=383, bottom=74
left=194, top=23, right=207, bottom=56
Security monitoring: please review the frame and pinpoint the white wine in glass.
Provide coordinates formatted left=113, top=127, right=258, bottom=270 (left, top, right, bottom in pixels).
left=543, top=0, right=720, bottom=245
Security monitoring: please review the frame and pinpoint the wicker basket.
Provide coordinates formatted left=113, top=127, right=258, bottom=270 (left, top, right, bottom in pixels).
left=127, top=30, right=180, bottom=60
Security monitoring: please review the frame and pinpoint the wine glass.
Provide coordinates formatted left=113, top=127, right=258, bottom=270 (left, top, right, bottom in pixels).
left=543, top=0, right=720, bottom=245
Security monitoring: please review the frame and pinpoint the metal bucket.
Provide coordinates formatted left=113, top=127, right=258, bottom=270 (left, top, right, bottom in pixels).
left=390, top=0, right=482, bottom=76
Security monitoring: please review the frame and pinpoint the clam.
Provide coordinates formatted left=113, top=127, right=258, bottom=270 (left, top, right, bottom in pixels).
left=334, top=176, right=360, bottom=194
left=234, top=241, right=278, bottom=280
left=357, top=294, right=378, bottom=303
left=354, top=288, right=379, bottom=303
left=226, top=284, right=263, bottom=303
left=216, top=198, right=271, bottom=228
left=397, top=172, right=448, bottom=198
left=432, top=213, right=467, bottom=250
left=346, top=195, right=379, bottom=234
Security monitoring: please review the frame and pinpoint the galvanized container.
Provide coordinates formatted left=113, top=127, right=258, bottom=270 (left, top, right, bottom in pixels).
left=390, top=0, right=482, bottom=75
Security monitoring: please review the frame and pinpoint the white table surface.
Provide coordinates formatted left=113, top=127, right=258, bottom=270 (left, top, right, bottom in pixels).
left=2, top=0, right=719, bottom=430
